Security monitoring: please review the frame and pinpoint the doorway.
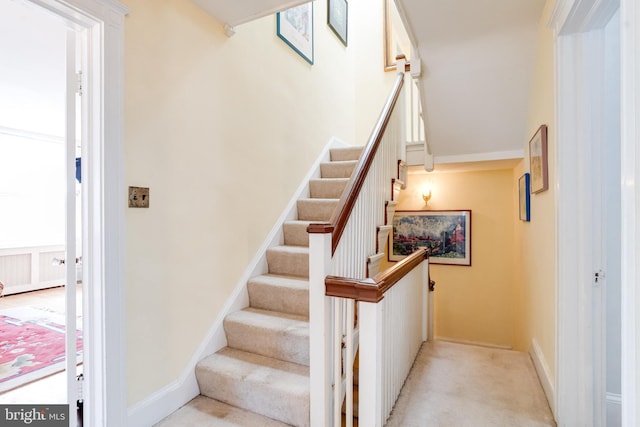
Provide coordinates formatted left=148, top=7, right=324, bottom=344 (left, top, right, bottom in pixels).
left=553, top=2, right=622, bottom=426
left=0, top=0, right=84, bottom=412
left=0, top=0, right=128, bottom=425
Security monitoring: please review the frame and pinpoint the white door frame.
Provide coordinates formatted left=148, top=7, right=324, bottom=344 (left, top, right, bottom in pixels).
left=620, top=0, right=640, bottom=424
left=552, top=0, right=638, bottom=426
left=28, top=0, right=128, bottom=425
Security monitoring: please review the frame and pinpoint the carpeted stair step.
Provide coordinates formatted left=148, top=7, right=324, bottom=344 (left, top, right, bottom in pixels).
left=266, top=246, right=309, bottom=278
left=247, top=274, right=309, bottom=317
left=196, top=347, right=310, bottom=427
left=283, top=220, right=316, bottom=247
left=297, top=198, right=339, bottom=221
left=321, top=160, right=358, bottom=178
left=330, top=147, right=363, bottom=161
left=224, top=307, right=309, bottom=366
left=154, top=395, right=290, bottom=427
left=309, top=178, right=350, bottom=199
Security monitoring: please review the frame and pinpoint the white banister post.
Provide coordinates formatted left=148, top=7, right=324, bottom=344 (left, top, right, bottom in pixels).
left=396, top=59, right=407, bottom=164
left=359, top=299, right=383, bottom=427
left=309, top=232, right=333, bottom=426
left=421, top=259, right=429, bottom=342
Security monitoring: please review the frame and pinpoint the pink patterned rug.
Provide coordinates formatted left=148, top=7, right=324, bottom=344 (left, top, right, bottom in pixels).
left=0, top=306, right=82, bottom=393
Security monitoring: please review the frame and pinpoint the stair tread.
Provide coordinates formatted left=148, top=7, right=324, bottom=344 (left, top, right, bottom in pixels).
left=197, top=348, right=309, bottom=426
left=322, top=160, right=358, bottom=166
left=298, top=197, right=340, bottom=202
left=320, top=161, right=358, bottom=178
left=248, top=274, right=309, bottom=289
left=247, top=274, right=309, bottom=317
left=198, top=347, right=309, bottom=390
left=225, top=308, right=309, bottom=365
left=297, top=198, right=339, bottom=221
left=267, top=245, right=309, bottom=254
left=154, top=395, right=290, bottom=427
left=330, top=146, right=363, bottom=161
left=266, top=246, right=309, bottom=278
left=309, top=177, right=350, bottom=182
left=226, top=307, right=308, bottom=328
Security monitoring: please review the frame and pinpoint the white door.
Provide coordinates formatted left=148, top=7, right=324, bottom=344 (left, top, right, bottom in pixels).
left=64, top=27, right=83, bottom=420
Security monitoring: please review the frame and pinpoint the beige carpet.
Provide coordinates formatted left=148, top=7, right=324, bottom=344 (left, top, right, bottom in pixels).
left=385, top=340, right=556, bottom=427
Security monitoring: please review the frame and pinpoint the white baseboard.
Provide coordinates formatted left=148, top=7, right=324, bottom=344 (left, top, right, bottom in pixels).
left=529, top=338, right=556, bottom=419
left=126, top=137, right=348, bottom=426
left=606, top=392, right=622, bottom=426
left=434, top=336, right=512, bottom=350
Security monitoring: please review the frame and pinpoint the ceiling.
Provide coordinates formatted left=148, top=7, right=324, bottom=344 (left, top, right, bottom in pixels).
left=396, top=0, right=545, bottom=163
left=188, top=0, right=545, bottom=165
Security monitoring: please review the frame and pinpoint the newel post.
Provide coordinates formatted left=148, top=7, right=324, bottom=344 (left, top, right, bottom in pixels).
left=358, top=300, right=383, bottom=427
left=309, top=231, right=333, bottom=426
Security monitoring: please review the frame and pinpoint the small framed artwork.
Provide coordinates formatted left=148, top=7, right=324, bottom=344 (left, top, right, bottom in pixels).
left=328, top=0, right=348, bottom=46
left=519, top=173, right=531, bottom=221
left=383, top=0, right=409, bottom=71
left=529, top=124, right=548, bottom=193
left=277, top=2, right=314, bottom=65
left=391, top=210, right=472, bottom=266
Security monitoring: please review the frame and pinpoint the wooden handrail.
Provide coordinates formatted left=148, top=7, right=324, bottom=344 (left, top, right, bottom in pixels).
left=307, top=72, right=405, bottom=255
left=325, top=249, right=428, bottom=303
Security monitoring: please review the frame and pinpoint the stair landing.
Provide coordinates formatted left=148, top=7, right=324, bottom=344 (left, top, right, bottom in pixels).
left=154, top=395, right=290, bottom=427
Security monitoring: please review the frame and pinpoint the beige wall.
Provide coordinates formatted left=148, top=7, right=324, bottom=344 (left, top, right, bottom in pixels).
left=352, top=2, right=399, bottom=145
left=123, top=0, right=389, bottom=405
left=513, top=0, right=557, bottom=380
left=392, top=166, right=518, bottom=348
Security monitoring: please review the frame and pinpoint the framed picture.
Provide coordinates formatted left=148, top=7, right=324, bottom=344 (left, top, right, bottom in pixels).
left=391, top=210, right=472, bottom=266
left=528, top=124, right=548, bottom=193
left=519, top=173, right=531, bottom=221
left=328, top=0, right=348, bottom=46
left=277, top=2, right=314, bottom=65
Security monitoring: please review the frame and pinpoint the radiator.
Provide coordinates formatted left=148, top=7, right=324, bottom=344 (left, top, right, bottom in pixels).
left=0, top=245, right=67, bottom=295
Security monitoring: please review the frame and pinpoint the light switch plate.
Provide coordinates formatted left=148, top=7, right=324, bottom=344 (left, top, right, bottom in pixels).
left=128, top=186, right=149, bottom=208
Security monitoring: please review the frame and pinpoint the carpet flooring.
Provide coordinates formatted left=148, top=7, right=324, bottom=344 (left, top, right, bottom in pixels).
left=385, top=340, right=556, bottom=427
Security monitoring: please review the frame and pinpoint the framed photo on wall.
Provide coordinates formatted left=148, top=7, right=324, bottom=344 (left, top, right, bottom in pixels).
left=519, top=173, right=531, bottom=221
left=528, top=124, right=548, bottom=193
left=277, top=2, right=314, bottom=65
left=391, top=210, right=472, bottom=266
left=327, top=0, right=348, bottom=46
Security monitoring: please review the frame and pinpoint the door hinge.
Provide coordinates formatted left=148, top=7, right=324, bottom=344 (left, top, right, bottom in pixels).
left=76, top=71, right=83, bottom=96
left=77, top=373, right=84, bottom=426
left=594, top=270, right=605, bottom=286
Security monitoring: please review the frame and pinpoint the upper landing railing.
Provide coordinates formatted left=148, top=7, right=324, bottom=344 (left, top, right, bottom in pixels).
left=308, top=57, right=430, bottom=427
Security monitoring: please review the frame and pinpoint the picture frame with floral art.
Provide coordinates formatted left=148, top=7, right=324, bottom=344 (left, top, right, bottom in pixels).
left=277, top=2, right=314, bottom=65
left=328, top=0, right=348, bottom=46
left=528, top=125, right=548, bottom=193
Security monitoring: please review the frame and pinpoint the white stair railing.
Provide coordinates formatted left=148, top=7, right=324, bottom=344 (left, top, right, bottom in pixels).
left=308, top=58, right=429, bottom=427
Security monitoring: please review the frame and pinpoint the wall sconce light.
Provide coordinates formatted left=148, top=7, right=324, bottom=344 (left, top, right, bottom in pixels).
left=422, top=184, right=432, bottom=206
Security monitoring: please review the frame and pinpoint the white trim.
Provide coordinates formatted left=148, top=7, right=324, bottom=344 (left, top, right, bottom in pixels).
left=550, top=0, right=619, bottom=34
left=607, top=392, right=622, bottom=425
left=620, top=0, right=640, bottom=424
left=127, top=137, right=349, bottom=426
left=23, top=1, right=128, bottom=426
left=433, top=337, right=512, bottom=351
left=0, top=125, right=65, bottom=144
left=530, top=338, right=557, bottom=418
left=551, top=2, right=621, bottom=426
left=554, top=29, right=602, bottom=427
left=433, top=150, right=524, bottom=164
left=191, top=0, right=310, bottom=28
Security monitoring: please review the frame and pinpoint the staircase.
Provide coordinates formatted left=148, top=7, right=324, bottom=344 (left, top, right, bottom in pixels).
left=155, top=146, right=363, bottom=427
